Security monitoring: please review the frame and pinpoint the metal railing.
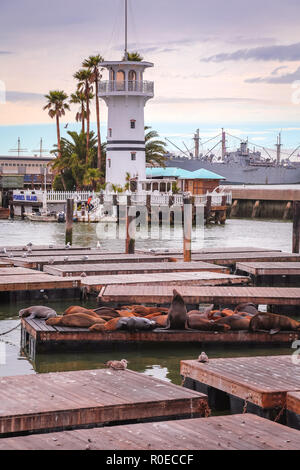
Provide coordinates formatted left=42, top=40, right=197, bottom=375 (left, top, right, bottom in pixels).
left=99, top=80, right=154, bottom=95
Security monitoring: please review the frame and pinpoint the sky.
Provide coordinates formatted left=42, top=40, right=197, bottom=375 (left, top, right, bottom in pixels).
left=1, top=0, right=300, bottom=158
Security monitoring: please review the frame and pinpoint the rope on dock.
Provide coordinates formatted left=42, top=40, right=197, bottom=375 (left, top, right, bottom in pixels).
left=274, top=402, right=286, bottom=423
left=0, top=322, right=21, bottom=336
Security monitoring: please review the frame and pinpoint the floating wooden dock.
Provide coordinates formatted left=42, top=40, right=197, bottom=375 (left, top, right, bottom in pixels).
left=21, top=318, right=300, bottom=358
left=1, top=414, right=300, bottom=450
left=0, top=274, right=80, bottom=293
left=137, top=246, right=282, bottom=255
left=236, top=262, right=300, bottom=276
left=0, top=260, right=13, bottom=268
left=81, top=272, right=249, bottom=292
left=43, top=261, right=229, bottom=277
left=0, top=368, right=207, bottom=436
left=189, top=252, right=300, bottom=266
left=180, top=355, right=300, bottom=423
left=0, top=244, right=87, bottom=252
left=0, top=267, right=42, bottom=276
left=99, top=284, right=300, bottom=307
left=7, top=254, right=173, bottom=270
left=287, top=392, right=300, bottom=429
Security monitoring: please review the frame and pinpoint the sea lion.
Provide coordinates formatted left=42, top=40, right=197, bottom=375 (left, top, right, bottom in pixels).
left=117, top=317, right=157, bottom=332
left=187, top=315, right=231, bottom=332
left=122, top=306, right=168, bottom=316
left=234, top=303, right=258, bottom=316
left=221, top=309, right=235, bottom=317
left=93, top=307, right=121, bottom=318
left=46, top=313, right=105, bottom=328
left=249, top=312, right=300, bottom=334
left=106, top=359, right=128, bottom=370
left=214, top=314, right=250, bottom=331
left=208, top=310, right=223, bottom=320
left=163, top=289, right=188, bottom=330
left=145, top=312, right=167, bottom=319
left=153, top=315, right=168, bottom=327
left=64, top=306, right=101, bottom=318
left=187, top=310, right=210, bottom=319
left=19, top=306, right=57, bottom=320
left=89, top=318, right=120, bottom=332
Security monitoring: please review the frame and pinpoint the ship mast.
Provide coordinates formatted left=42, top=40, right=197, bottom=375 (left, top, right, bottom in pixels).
left=124, top=0, right=128, bottom=60
left=276, top=132, right=282, bottom=165
left=32, top=138, right=49, bottom=158
left=9, top=138, right=27, bottom=157
left=221, top=128, right=226, bottom=160
left=194, top=129, right=200, bottom=159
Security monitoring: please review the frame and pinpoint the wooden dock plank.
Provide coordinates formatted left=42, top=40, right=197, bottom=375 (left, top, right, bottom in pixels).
left=8, top=254, right=173, bottom=269
left=21, top=318, right=300, bottom=349
left=137, top=246, right=282, bottom=255
left=0, top=414, right=299, bottom=450
left=0, top=267, right=41, bottom=276
left=0, top=261, right=14, bottom=268
left=180, top=356, right=300, bottom=409
left=0, top=369, right=207, bottom=436
left=43, top=261, right=229, bottom=277
left=190, top=252, right=300, bottom=265
left=81, top=271, right=249, bottom=292
left=287, top=392, right=300, bottom=416
left=100, top=285, right=300, bottom=306
left=0, top=274, right=80, bottom=292
left=2, top=249, right=117, bottom=258
left=0, top=245, right=88, bottom=252
left=236, top=262, right=300, bottom=276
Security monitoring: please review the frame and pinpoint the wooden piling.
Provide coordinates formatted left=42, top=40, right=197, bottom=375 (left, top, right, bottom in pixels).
left=65, top=199, right=74, bottom=246
left=125, top=195, right=135, bottom=254
left=293, top=202, right=300, bottom=253
left=183, top=195, right=192, bottom=262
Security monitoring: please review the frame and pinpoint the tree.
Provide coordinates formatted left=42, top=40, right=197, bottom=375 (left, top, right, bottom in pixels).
left=69, top=90, right=91, bottom=134
left=82, top=55, right=104, bottom=171
left=127, top=52, right=143, bottom=62
left=74, top=69, right=93, bottom=163
left=145, top=126, right=167, bottom=167
left=83, top=168, right=102, bottom=191
left=51, top=131, right=99, bottom=190
left=43, top=90, right=70, bottom=159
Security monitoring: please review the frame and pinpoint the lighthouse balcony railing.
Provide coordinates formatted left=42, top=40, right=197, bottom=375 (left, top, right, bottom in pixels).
left=99, top=80, right=154, bottom=95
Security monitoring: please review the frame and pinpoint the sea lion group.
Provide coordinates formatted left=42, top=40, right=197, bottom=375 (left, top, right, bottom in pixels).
left=19, top=290, right=300, bottom=335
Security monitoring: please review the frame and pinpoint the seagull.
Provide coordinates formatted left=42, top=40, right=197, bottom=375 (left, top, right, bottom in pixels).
left=82, top=255, right=89, bottom=261
left=22, top=253, right=28, bottom=258
left=65, top=243, right=71, bottom=249
left=198, top=352, right=209, bottom=364
left=80, top=272, right=87, bottom=278
left=49, top=244, right=54, bottom=249
left=49, top=257, right=55, bottom=265
left=2, top=248, right=7, bottom=254
left=106, top=359, right=128, bottom=370
left=64, top=123, right=69, bottom=129
left=63, top=256, right=69, bottom=263
left=97, top=241, right=101, bottom=249
left=27, top=242, right=33, bottom=248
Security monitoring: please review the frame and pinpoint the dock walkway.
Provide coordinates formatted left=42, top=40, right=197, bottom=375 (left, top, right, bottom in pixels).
left=0, top=368, right=207, bottom=436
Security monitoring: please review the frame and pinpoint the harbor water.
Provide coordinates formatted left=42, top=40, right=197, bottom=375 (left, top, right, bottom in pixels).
left=0, top=217, right=295, bottom=384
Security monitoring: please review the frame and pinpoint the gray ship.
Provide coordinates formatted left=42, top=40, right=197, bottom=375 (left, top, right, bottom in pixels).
left=165, top=130, right=300, bottom=185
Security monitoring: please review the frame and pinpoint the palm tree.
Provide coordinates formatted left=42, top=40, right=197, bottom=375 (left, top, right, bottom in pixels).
left=127, top=52, right=143, bottom=62
left=82, top=55, right=104, bottom=171
left=83, top=168, right=102, bottom=191
left=145, top=126, right=167, bottom=167
left=43, top=90, right=70, bottom=158
left=74, top=69, right=93, bottom=163
left=69, top=90, right=91, bottom=134
left=51, top=131, right=98, bottom=189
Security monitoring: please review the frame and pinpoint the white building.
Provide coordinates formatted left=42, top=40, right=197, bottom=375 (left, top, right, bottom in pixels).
left=99, top=60, right=154, bottom=186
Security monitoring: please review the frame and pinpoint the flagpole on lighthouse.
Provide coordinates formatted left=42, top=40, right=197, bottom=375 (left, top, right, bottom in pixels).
left=124, top=0, right=128, bottom=60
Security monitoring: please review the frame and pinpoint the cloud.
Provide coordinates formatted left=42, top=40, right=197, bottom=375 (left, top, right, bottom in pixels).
left=6, top=91, right=44, bottom=103
left=0, top=51, right=12, bottom=55
left=271, top=66, right=288, bottom=75
left=245, top=66, right=300, bottom=84
left=202, top=42, right=300, bottom=62
left=154, top=96, right=270, bottom=105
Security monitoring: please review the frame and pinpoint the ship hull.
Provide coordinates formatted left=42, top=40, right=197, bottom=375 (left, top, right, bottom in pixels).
left=165, top=159, right=300, bottom=185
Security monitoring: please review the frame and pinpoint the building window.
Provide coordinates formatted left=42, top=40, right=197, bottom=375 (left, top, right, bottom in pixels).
left=131, top=152, right=136, bottom=161
left=108, top=159, right=111, bottom=168
left=108, top=128, right=112, bottom=138
left=130, top=120, right=136, bottom=129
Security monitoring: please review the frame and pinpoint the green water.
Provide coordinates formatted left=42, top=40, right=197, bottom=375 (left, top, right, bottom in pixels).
left=0, top=217, right=295, bottom=384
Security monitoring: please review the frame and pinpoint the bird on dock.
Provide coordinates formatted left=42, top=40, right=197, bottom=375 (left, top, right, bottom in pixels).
left=49, top=257, right=55, bottom=265
left=66, top=242, right=71, bottom=249
left=49, top=244, right=54, bottom=249
left=27, top=242, right=33, bottom=248
left=198, top=352, right=209, bottom=363
left=22, top=253, right=28, bottom=258
left=63, top=256, right=69, bottom=263
left=97, top=241, right=101, bottom=249
left=8, top=253, right=13, bottom=258
left=80, top=272, right=87, bottom=278
left=82, top=255, right=89, bottom=261
left=106, top=359, right=128, bottom=370
left=1, top=248, right=6, bottom=254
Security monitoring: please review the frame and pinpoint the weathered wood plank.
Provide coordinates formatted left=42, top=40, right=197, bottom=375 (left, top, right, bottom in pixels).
left=236, top=262, right=300, bottom=276
left=44, top=261, right=229, bottom=277
left=0, top=369, right=207, bottom=436
left=0, top=414, right=300, bottom=450
left=100, top=285, right=300, bottom=306
left=180, top=356, right=300, bottom=409
left=0, top=274, right=80, bottom=292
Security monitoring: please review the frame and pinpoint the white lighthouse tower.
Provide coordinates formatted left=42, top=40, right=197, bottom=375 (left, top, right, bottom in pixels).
left=98, top=1, right=154, bottom=186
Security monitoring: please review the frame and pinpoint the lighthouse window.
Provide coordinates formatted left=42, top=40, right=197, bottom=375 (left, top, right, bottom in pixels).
left=131, top=153, right=136, bottom=161
left=130, top=120, right=136, bottom=129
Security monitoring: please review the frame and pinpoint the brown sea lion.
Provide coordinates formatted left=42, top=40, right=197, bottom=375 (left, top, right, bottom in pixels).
left=154, top=315, right=168, bottom=327
left=214, top=314, right=250, bottom=331
left=187, top=310, right=210, bottom=319
left=93, top=307, right=121, bottom=318
left=90, top=318, right=120, bottom=332
left=64, top=306, right=101, bottom=318
left=46, top=313, right=105, bottom=328
left=234, top=303, right=258, bottom=316
left=221, top=309, right=235, bottom=317
left=122, top=306, right=168, bottom=316
left=19, top=306, right=57, bottom=320
left=249, top=312, right=300, bottom=334
left=163, top=289, right=188, bottom=330
left=145, top=312, right=167, bottom=319
left=188, top=315, right=231, bottom=332
left=208, top=310, right=223, bottom=320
